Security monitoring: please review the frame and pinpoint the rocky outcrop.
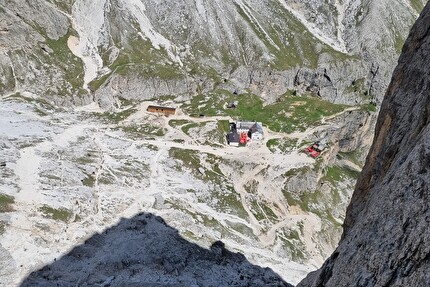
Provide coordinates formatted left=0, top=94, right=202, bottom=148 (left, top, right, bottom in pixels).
left=0, top=0, right=421, bottom=108
left=298, top=2, right=430, bottom=286
left=20, top=213, right=293, bottom=287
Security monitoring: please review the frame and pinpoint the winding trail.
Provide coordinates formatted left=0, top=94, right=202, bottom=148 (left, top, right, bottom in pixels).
left=124, top=104, right=323, bottom=248
left=1, top=98, right=361, bottom=286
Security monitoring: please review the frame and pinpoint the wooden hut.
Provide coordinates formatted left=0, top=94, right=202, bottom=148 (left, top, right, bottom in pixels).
left=146, top=105, right=176, bottom=116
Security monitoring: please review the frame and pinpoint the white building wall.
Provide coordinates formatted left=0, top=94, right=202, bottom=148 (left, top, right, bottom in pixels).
left=235, top=122, right=264, bottom=140
left=236, top=128, right=249, bottom=134
left=251, top=132, right=263, bottom=140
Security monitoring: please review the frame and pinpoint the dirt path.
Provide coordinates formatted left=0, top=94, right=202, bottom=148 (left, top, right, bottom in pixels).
left=3, top=99, right=336, bottom=286
left=116, top=102, right=323, bottom=248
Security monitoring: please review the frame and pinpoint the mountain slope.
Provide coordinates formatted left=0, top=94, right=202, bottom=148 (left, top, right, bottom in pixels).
left=298, top=2, right=430, bottom=286
left=0, top=1, right=425, bottom=286
left=0, top=0, right=422, bottom=107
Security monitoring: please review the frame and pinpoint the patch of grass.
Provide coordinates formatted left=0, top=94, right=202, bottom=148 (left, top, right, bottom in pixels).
left=278, top=233, right=308, bottom=262
left=360, top=102, right=377, bottom=112
left=107, top=34, right=183, bottom=80
left=324, top=166, right=343, bottom=184
left=283, top=188, right=327, bottom=217
left=285, top=228, right=301, bottom=241
left=180, top=121, right=227, bottom=146
left=170, top=148, right=228, bottom=185
left=181, top=122, right=201, bottom=135
left=260, top=202, right=278, bottom=220
left=182, top=91, right=348, bottom=133
left=244, top=180, right=259, bottom=194
left=139, top=144, right=158, bottom=151
left=50, top=0, right=73, bottom=13
left=225, top=220, right=256, bottom=238
left=393, top=31, right=406, bottom=54
left=181, top=90, right=231, bottom=117
left=169, top=147, right=202, bottom=171
left=266, top=139, right=279, bottom=152
left=217, top=120, right=231, bottom=143
left=6, top=93, right=55, bottom=113
left=168, top=119, right=191, bottom=128
left=215, top=186, right=248, bottom=218
left=98, top=174, right=115, bottom=185
left=250, top=199, right=278, bottom=221
left=0, top=194, right=14, bottom=213
left=283, top=166, right=312, bottom=178
left=41, top=173, right=62, bottom=181
left=88, top=73, right=111, bottom=91
left=234, top=1, right=357, bottom=70
left=324, top=165, right=360, bottom=185
left=267, top=138, right=298, bottom=153
left=94, top=108, right=137, bottom=124
left=82, top=173, right=96, bottom=187
left=250, top=204, right=270, bottom=225
left=39, top=205, right=73, bottom=222
left=217, top=120, right=230, bottom=132
left=345, top=78, right=367, bottom=95
left=338, top=150, right=364, bottom=167
left=0, top=221, right=6, bottom=235
left=38, top=27, right=85, bottom=92
left=205, top=154, right=225, bottom=177
left=33, top=107, right=49, bottom=116
left=181, top=230, right=200, bottom=241
left=76, top=155, right=97, bottom=165
left=283, top=191, right=298, bottom=208
left=410, top=0, right=425, bottom=15
left=120, top=124, right=165, bottom=138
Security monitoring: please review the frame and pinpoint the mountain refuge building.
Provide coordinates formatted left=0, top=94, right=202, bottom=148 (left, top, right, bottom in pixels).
left=226, top=121, right=264, bottom=146
left=236, top=121, right=264, bottom=140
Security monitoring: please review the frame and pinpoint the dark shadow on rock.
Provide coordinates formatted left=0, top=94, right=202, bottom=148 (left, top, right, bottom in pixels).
left=20, top=212, right=293, bottom=287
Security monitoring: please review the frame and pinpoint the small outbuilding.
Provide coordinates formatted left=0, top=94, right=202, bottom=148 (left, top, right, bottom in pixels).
left=147, top=105, right=176, bottom=116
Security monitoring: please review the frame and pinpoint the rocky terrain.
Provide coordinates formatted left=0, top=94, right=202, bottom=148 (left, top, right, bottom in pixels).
left=298, top=1, right=430, bottom=286
left=0, top=97, right=366, bottom=286
left=0, top=0, right=424, bottom=106
left=21, top=212, right=293, bottom=287
left=0, top=0, right=426, bottom=286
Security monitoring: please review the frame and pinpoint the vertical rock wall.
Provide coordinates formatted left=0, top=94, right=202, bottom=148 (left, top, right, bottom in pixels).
left=298, top=2, right=430, bottom=286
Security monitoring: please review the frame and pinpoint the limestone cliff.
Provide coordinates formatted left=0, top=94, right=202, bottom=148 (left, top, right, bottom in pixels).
left=0, top=0, right=422, bottom=107
left=298, top=2, right=430, bottom=286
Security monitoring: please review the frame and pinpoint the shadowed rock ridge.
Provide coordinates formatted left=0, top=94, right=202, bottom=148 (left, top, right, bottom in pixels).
left=298, top=2, right=430, bottom=287
left=20, top=213, right=292, bottom=287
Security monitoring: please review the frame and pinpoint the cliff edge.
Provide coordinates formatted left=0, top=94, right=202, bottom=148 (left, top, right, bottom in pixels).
left=298, top=2, right=430, bottom=286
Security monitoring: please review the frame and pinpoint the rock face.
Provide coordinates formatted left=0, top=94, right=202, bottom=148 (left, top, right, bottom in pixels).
left=20, top=213, right=293, bottom=287
left=0, top=0, right=423, bottom=107
left=298, top=2, right=430, bottom=286
left=0, top=1, right=427, bottom=286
